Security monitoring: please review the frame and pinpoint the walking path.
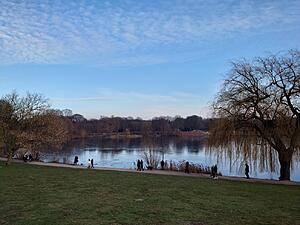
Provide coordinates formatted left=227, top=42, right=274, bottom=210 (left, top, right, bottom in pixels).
left=1, top=157, right=299, bottom=186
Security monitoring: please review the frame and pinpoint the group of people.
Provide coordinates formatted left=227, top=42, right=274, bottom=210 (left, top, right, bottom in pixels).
left=74, top=155, right=250, bottom=179
left=87, top=159, right=94, bottom=168
left=73, top=156, right=79, bottom=165
left=73, top=156, right=94, bottom=169
left=23, top=154, right=33, bottom=162
left=136, top=159, right=144, bottom=171
left=210, top=163, right=250, bottom=179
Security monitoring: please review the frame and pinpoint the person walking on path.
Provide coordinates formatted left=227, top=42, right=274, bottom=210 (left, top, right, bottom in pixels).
left=91, top=159, right=94, bottom=168
left=211, top=165, right=215, bottom=178
left=185, top=161, right=190, bottom=173
left=245, top=163, right=250, bottom=179
left=137, top=159, right=141, bottom=171
left=160, top=160, right=165, bottom=170
left=74, top=156, right=78, bottom=165
left=213, top=164, right=218, bottom=179
left=140, top=159, right=144, bottom=171
left=170, top=160, right=173, bottom=171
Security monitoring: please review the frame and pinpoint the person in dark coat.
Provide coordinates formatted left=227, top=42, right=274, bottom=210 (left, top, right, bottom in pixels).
left=91, top=159, right=94, bottom=168
left=35, top=152, right=39, bottom=161
left=245, top=163, right=250, bottom=179
left=160, top=160, right=165, bottom=170
left=23, top=154, right=27, bottom=162
left=140, top=159, right=144, bottom=171
left=137, top=159, right=141, bottom=171
left=214, top=164, right=218, bottom=177
left=185, top=161, right=190, bottom=173
left=211, top=165, right=215, bottom=178
left=74, top=156, right=78, bottom=165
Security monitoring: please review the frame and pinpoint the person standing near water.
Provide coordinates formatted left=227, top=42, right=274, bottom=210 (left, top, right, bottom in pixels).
left=160, top=160, right=165, bottom=170
left=74, top=156, right=78, bottom=165
left=88, top=159, right=91, bottom=168
left=91, top=159, right=94, bottom=168
left=137, top=159, right=141, bottom=171
left=140, top=160, right=144, bottom=171
left=213, top=164, right=218, bottom=179
left=211, top=165, right=215, bottom=178
left=245, top=163, right=250, bottom=179
left=185, top=161, right=190, bottom=173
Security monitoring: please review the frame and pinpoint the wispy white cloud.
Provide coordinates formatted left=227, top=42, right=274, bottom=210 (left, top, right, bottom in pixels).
left=51, top=88, right=205, bottom=103
left=52, top=96, right=113, bottom=102
left=0, top=0, right=299, bottom=65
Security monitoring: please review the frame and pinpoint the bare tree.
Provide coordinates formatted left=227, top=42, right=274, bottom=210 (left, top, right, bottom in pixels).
left=142, top=149, right=160, bottom=169
left=0, top=92, right=69, bottom=164
left=209, top=50, right=300, bottom=180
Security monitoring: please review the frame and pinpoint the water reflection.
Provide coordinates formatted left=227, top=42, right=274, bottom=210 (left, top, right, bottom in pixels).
left=40, top=137, right=300, bottom=181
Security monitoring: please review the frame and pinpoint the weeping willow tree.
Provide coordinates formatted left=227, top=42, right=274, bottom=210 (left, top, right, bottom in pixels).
left=209, top=50, right=300, bottom=180
left=0, top=92, right=69, bottom=164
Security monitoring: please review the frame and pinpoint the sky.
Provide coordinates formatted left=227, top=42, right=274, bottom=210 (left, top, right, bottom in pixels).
left=0, top=0, right=299, bottom=119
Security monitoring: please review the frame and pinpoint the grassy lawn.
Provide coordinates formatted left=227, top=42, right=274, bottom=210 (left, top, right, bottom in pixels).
left=0, top=162, right=299, bottom=225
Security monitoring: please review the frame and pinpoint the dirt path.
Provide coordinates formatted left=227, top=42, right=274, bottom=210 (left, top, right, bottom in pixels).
left=1, top=157, right=299, bottom=186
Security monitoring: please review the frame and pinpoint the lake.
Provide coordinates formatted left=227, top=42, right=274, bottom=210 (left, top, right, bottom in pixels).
left=40, top=136, right=300, bottom=181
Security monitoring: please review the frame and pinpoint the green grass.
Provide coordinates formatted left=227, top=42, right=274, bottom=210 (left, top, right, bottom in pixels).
left=0, top=162, right=299, bottom=225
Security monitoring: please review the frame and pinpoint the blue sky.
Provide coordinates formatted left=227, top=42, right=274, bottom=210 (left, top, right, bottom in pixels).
left=0, top=0, right=299, bottom=119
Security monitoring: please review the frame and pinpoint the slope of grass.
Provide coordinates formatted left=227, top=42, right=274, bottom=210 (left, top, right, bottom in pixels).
left=0, top=162, right=299, bottom=225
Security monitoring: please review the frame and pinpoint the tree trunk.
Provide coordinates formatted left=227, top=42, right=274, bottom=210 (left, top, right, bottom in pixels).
left=278, top=151, right=293, bottom=181
left=5, top=144, right=15, bottom=166
left=6, top=150, right=12, bottom=165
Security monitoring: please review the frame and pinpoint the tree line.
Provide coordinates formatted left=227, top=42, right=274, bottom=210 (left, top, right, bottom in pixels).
left=66, top=114, right=211, bottom=138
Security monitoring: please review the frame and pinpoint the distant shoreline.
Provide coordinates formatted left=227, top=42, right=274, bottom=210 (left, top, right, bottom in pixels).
left=71, top=130, right=208, bottom=140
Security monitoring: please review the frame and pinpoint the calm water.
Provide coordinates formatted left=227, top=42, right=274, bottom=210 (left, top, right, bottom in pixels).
left=40, top=137, right=300, bottom=181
